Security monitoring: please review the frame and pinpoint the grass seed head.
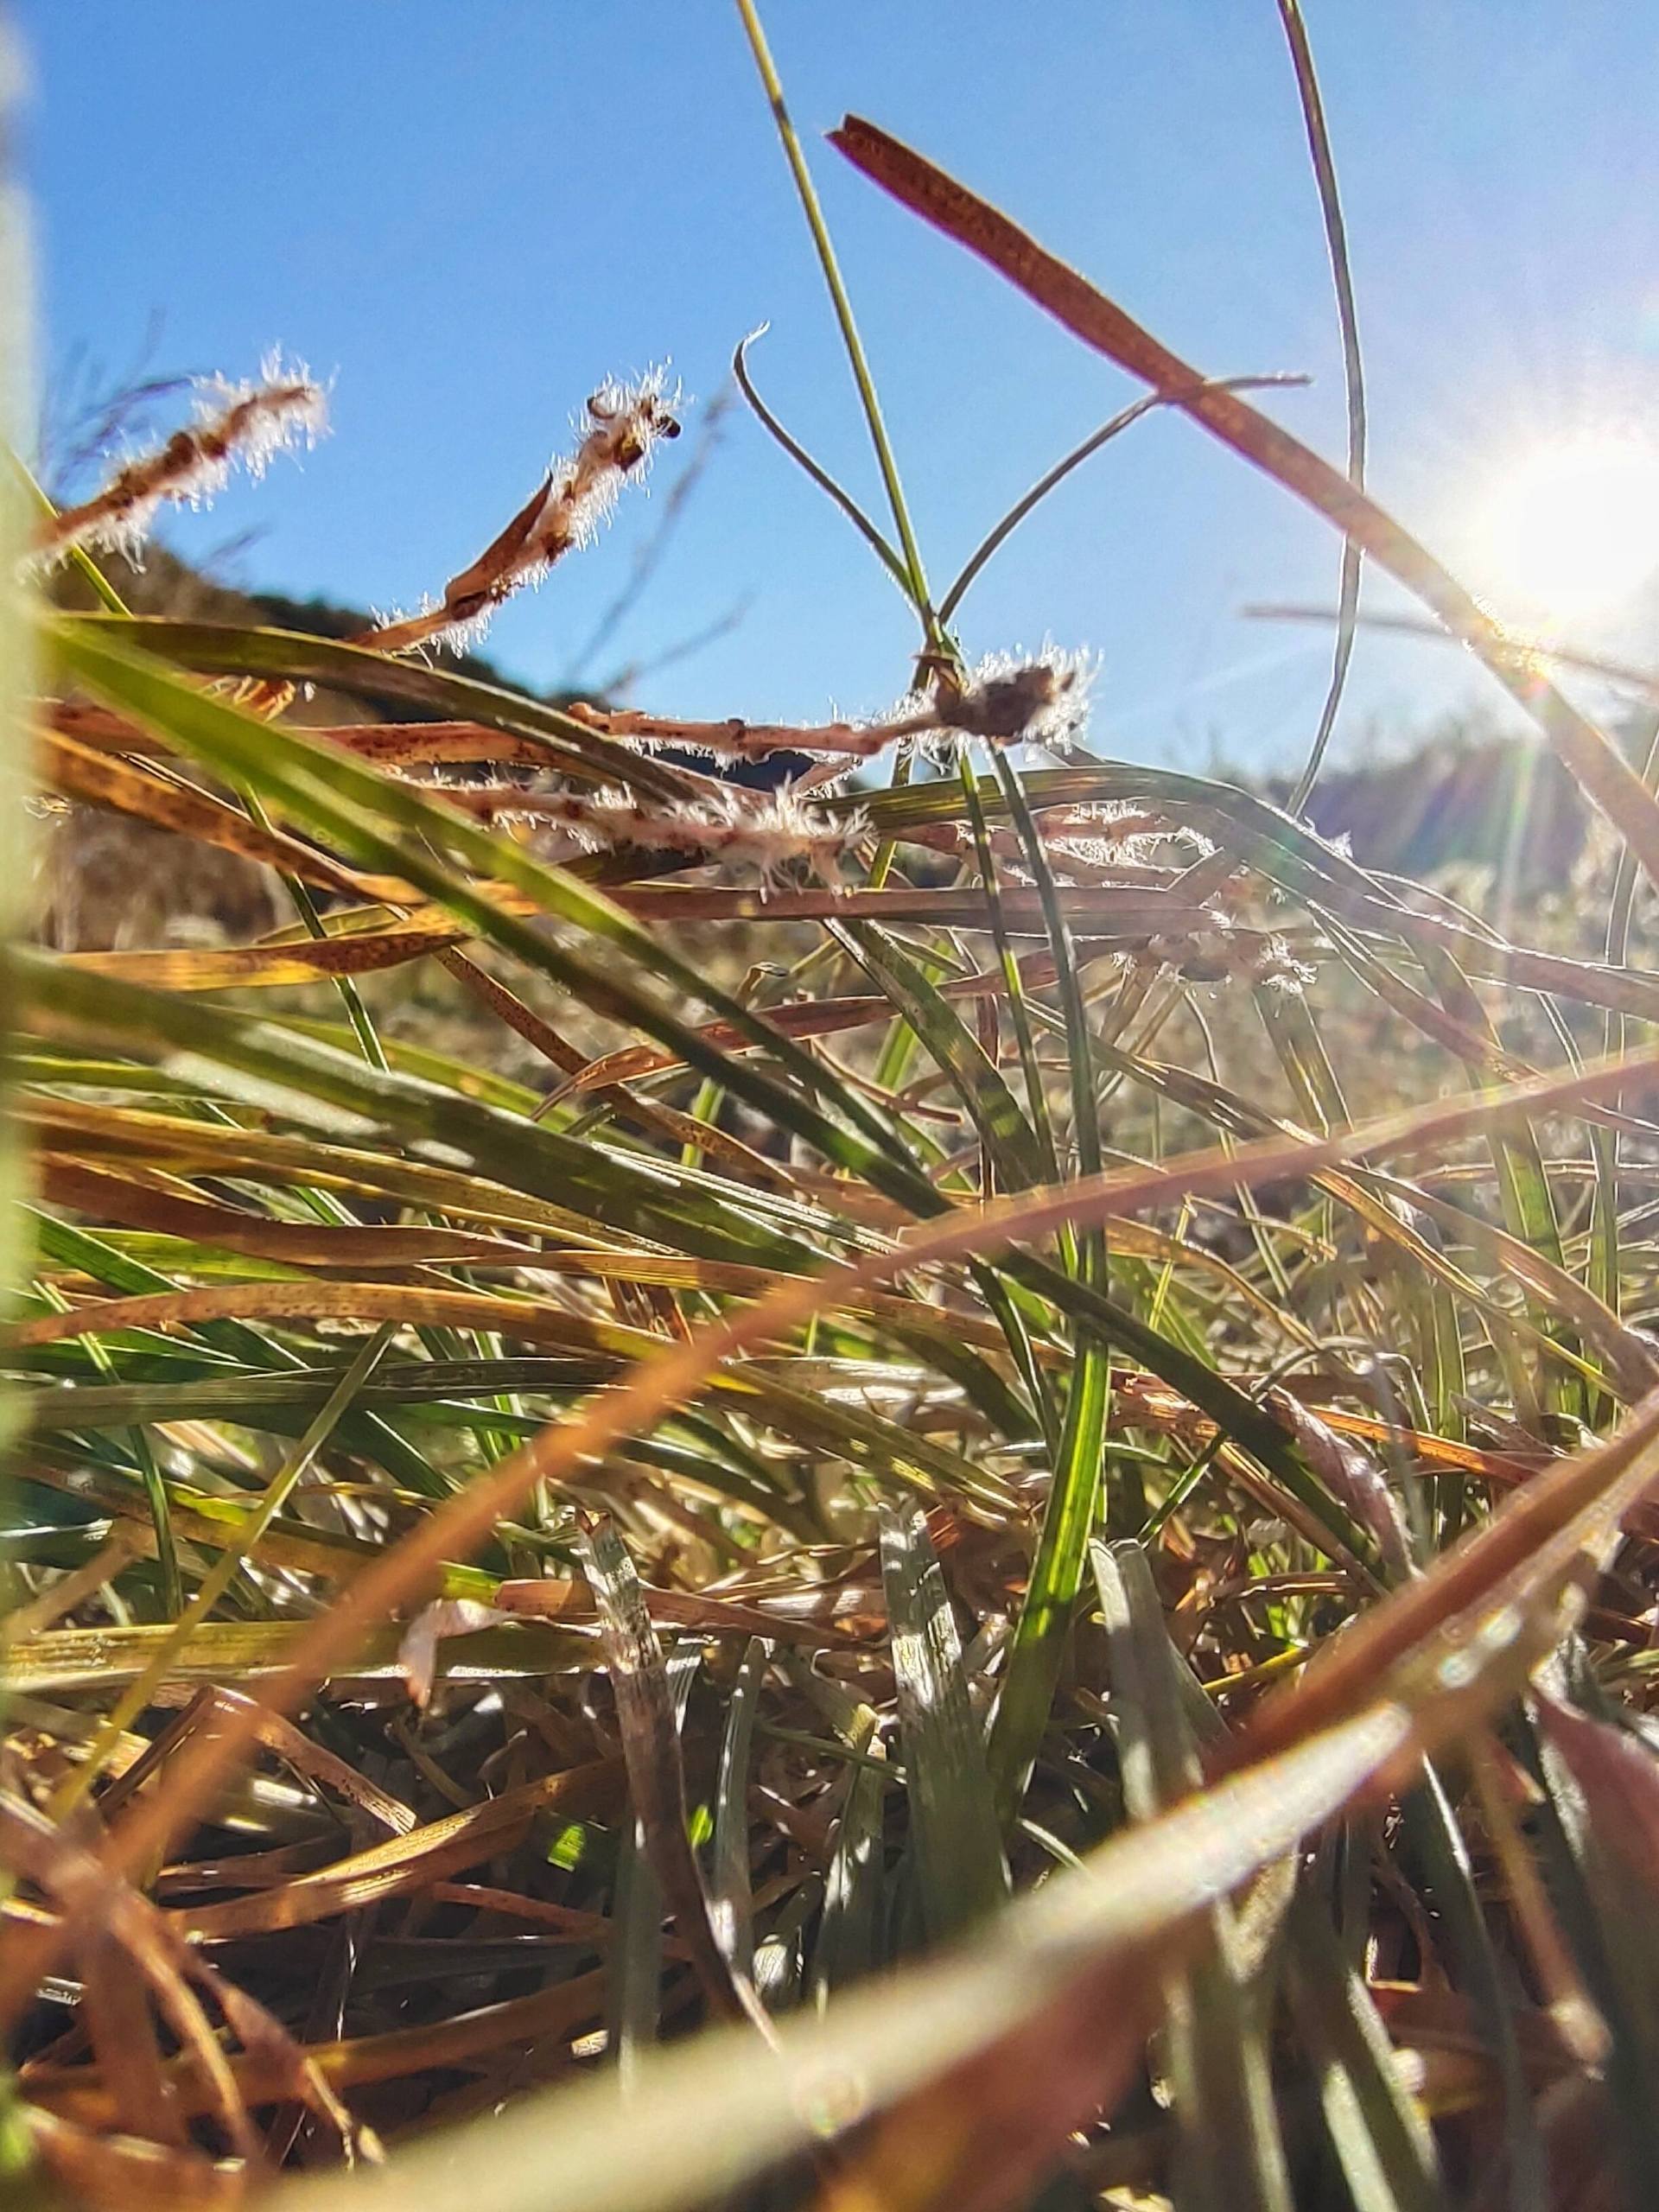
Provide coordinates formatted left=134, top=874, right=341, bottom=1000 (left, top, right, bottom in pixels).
left=36, top=350, right=327, bottom=563
left=515, top=779, right=859, bottom=892
left=360, top=366, right=683, bottom=653
left=910, top=645, right=1097, bottom=761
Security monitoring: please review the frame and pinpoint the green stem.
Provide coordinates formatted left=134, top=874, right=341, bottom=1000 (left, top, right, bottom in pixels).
left=732, top=0, right=938, bottom=632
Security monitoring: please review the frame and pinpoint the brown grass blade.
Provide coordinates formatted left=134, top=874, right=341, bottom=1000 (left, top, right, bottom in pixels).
left=36, top=1157, right=534, bottom=1268
left=172, top=1759, right=621, bottom=1940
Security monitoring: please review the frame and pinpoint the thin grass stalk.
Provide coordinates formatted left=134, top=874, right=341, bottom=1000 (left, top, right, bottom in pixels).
left=1276, top=0, right=1367, bottom=812
left=732, top=0, right=938, bottom=632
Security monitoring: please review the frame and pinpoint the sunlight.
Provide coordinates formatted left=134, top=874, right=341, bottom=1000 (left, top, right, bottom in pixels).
left=1468, top=431, right=1659, bottom=631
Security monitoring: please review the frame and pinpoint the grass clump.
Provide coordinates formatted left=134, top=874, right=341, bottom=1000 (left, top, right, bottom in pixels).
left=10, top=10, right=1659, bottom=2212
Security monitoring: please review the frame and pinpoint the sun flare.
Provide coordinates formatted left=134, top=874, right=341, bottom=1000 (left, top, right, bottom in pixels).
left=1469, top=432, right=1659, bottom=632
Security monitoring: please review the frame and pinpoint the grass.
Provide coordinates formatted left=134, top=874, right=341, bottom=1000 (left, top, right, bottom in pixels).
left=10, top=10, right=1659, bottom=2211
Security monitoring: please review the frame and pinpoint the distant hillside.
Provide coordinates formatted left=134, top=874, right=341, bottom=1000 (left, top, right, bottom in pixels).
left=60, top=543, right=552, bottom=709
left=1268, top=732, right=1592, bottom=887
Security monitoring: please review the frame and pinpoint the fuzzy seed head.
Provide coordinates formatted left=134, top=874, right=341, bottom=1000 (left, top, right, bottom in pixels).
left=363, top=366, right=683, bottom=655
left=890, top=645, right=1098, bottom=764
left=36, top=349, right=327, bottom=565
left=1145, top=919, right=1313, bottom=994
left=948, top=646, right=1096, bottom=753
left=516, top=777, right=857, bottom=893
left=536, top=367, right=683, bottom=565
left=191, top=350, right=329, bottom=481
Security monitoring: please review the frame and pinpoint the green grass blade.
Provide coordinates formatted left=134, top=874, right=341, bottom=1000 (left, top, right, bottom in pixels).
left=1094, top=1540, right=1293, bottom=2212
left=879, top=1501, right=1007, bottom=1940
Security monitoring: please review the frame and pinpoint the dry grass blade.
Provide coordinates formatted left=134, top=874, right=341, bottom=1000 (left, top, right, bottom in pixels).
left=173, top=1759, right=621, bottom=1939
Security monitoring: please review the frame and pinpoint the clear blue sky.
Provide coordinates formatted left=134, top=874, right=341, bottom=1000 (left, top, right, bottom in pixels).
left=14, top=2, right=1659, bottom=774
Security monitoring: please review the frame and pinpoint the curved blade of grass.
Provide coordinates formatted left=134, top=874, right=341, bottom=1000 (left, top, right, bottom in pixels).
left=609, top=1640, right=705, bottom=2075
left=26, top=1204, right=445, bottom=1502
left=1284, top=1898, right=1448, bottom=2212
left=51, top=1325, right=394, bottom=1817
left=733, top=0, right=936, bottom=629
left=827, top=908, right=1063, bottom=1441
left=987, top=751, right=1111, bottom=1817
left=709, top=1636, right=769, bottom=1980
left=12, top=1279, right=1020, bottom=1518
left=28, top=1273, right=181, bottom=1619
left=938, top=375, right=1308, bottom=627
left=1276, top=0, right=1366, bottom=811
left=58, top=613, right=705, bottom=804
left=832, top=919, right=1046, bottom=1192
left=801, top=1663, right=889, bottom=2000
left=37, top=1156, right=531, bottom=1269
left=1414, top=935, right=1581, bottom=1416
left=4, top=1616, right=589, bottom=1697
left=1395, top=1765, right=1547, bottom=2211
left=579, top=1516, right=747, bottom=2024
left=732, top=330, right=910, bottom=601
left=1523, top=1687, right=1659, bottom=2202
left=19, top=952, right=836, bottom=1268
left=1591, top=727, right=1659, bottom=1328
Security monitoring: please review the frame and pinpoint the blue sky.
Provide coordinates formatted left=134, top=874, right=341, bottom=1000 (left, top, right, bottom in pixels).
left=14, top=3, right=1659, bottom=774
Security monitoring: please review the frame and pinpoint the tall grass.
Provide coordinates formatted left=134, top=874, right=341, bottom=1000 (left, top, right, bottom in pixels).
left=9, top=11, right=1659, bottom=2211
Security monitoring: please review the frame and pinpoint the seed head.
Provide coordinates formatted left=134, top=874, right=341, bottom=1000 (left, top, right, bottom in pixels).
left=495, top=778, right=859, bottom=893
left=954, top=650, right=1093, bottom=746
left=889, top=645, right=1097, bottom=763
left=361, top=368, right=683, bottom=655
left=1145, top=921, right=1314, bottom=993
left=36, top=351, right=327, bottom=564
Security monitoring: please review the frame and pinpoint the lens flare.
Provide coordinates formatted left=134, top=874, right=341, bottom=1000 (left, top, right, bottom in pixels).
left=1469, top=433, right=1659, bottom=631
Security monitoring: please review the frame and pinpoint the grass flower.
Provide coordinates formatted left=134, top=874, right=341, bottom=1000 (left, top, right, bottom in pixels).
left=925, top=645, right=1097, bottom=755
left=35, top=352, right=327, bottom=563
left=360, top=370, right=681, bottom=654
left=573, top=646, right=1097, bottom=770
left=443, top=778, right=863, bottom=891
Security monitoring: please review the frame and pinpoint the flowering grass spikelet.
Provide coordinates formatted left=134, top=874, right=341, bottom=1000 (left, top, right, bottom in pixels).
left=360, top=368, right=682, bottom=655
left=451, top=776, right=861, bottom=892
left=939, top=645, right=1097, bottom=754
left=880, top=645, right=1099, bottom=766
left=36, top=351, right=327, bottom=563
left=556, top=651, right=1091, bottom=774
left=1144, top=918, right=1315, bottom=993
